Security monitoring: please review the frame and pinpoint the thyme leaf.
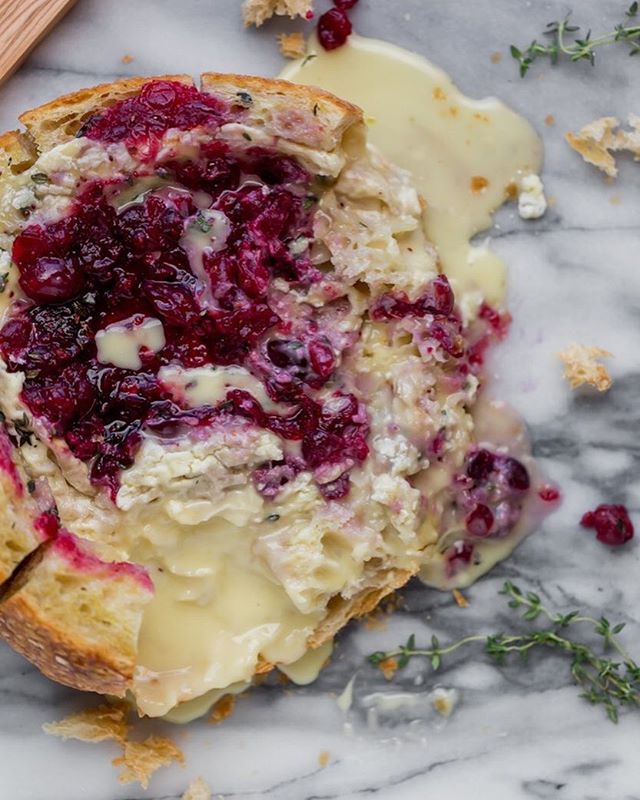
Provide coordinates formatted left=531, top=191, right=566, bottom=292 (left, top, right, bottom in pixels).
left=512, top=4, right=640, bottom=76
left=367, top=581, right=640, bottom=723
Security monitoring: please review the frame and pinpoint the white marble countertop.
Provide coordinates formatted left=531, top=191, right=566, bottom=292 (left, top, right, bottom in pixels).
left=1, top=1, right=639, bottom=798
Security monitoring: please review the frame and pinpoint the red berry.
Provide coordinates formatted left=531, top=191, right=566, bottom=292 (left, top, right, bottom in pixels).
left=466, top=448, right=495, bottom=482
left=581, top=504, right=634, bottom=546
left=19, top=256, right=85, bottom=304
left=538, top=485, right=561, bottom=502
left=465, top=504, right=494, bottom=537
left=334, top=0, right=358, bottom=8
left=317, top=8, right=352, bottom=51
left=445, top=541, right=474, bottom=578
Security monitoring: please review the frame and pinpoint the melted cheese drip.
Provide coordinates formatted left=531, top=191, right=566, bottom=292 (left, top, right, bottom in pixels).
left=281, top=34, right=543, bottom=304
left=96, top=316, right=165, bottom=370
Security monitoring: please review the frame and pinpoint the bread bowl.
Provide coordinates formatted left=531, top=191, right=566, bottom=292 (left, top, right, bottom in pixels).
left=0, top=73, right=537, bottom=718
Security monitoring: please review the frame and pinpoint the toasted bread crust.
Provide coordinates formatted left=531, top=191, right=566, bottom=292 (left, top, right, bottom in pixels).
left=0, top=536, right=151, bottom=696
left=0, top=74, right=409, bottom=712
left=18, top=75, right=194, bottom=153
left=0, top=429, right=46, bottom=585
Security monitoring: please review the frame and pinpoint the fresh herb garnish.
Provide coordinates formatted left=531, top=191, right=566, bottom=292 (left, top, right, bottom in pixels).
left=11, top=413, right=34, bottom=447
left=368, top=581, right=640, bottom=723
left=0, top=272, right=8, bottom=293
left=31, top=172, right=49, bottom=185
left=511, top=3, right=640, bottom=77
left=236, top=91, right=253, bottom=106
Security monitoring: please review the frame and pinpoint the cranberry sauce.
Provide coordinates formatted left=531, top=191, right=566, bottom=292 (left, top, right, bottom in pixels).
left=0, top=126, right=369, bottom=502
left=78, top=80, right=231, bottom=153
left=443, top=447, right=532, bottom=577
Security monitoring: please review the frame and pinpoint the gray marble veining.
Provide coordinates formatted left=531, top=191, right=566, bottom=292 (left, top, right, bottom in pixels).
left=0, top=1, right=639, bottom=798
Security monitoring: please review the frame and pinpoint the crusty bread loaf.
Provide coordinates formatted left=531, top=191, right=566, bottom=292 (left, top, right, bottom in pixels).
left=0, top=74, right=416, bottom=709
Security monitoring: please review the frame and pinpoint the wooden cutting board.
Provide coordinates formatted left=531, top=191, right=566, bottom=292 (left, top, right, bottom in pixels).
left=0, top=0, right=78, bottom=87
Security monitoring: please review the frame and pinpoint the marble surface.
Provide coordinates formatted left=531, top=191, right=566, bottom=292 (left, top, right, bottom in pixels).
left=1, top=1, right=639, bottom=798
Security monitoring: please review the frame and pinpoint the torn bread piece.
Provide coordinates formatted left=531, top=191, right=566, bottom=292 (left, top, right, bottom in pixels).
left=243, top=0, right=313, bottom=27
left=43, top=701, right=130, bottom=744
left=279, top=32, right=307, bottom=59
left=565, top=115, right=640, bottom=178
left=113, top=736, right=185, bottom=789
left=0, top=71, right=540, bottom=722
left=558, top=343, right=613, bottom=392
left=183, top=778, right=213, bottom=800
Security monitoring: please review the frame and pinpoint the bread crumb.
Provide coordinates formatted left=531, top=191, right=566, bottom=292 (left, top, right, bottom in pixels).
left=470, top=176, right=489, bottom=194
left=565, top=115, right=640, bottom=178
left=490, top=51, right=502, bottom=64
left=363, top=609, right=388, bottom=631
left=544, top=114, right=555, bottom=126
left=452, top=589, right=469, bottom=608
left=278, top=32, right=307, bottom=59
left=121, top=54, right=134, bottom=64
left=432, top=687, right=458, bottom=717
left=609, top=195, right=622, bottom=205
left=318, top=750, right=330, bottom=768
left=558, top=343, right=612, bottom=392
left=43, top=701, right=129, bottom=743
left=113, top=736, right=185, bottom=789
left=378, top=657, right=398, bottom=680
left=182, top=777, right=212, bottom=800
left=243, top=0, right=313, bottom=27
left=209, top=694, right=236, bottom=725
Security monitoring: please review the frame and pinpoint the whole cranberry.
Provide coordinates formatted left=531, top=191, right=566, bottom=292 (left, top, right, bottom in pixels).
left=581, top=504, right=634, bottom=546
left=317, top=8, right=352, bottom=51
left=466, top=448, right=495, bottom=482
left=465, top=504, right=494, bottom=537
left=19, top=256, right=84, bottom=304
left=500, top=456, right=530, bottom=491
left=445, top=540, right=474, bottom=578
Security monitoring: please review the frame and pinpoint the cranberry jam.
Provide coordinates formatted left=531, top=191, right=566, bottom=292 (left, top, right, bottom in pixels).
left=0, top=81, right=373, bottom=500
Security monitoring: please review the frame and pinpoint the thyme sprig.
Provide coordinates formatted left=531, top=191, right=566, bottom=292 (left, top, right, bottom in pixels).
left=511, top=3, right=640, bottom=77
left=368, top=581, right=640, bottom=723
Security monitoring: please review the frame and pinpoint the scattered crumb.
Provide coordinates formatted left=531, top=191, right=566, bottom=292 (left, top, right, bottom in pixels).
left=490, top=51, right=502, bottom=64
left=278, top=31, right=307, bottom=59
left=243, top=0, right=313, bottom=27
left=336, top=675, right=356, bottom=713
left=363, top=609, right=388, bottom=631
left=452, top=589, right=469, bottom=608
left=113, top=736, right=185, bottom=789
left=558, top=343, right=613, bottom=392
left=505, top=181, right=518, bottom=200
left=432, top=87, right=446, bottom=101
left=544, top=114, right=555, bottom=126
left=609, top=195, right=622, bottom=205
left=518, top=173, right=547, bottom=219
left=121, top=54, right=134, bottom=64
left=318, top=750, right=330, bottom=768
left=208, top=694, right=236, bottom=725
left=43, top=701, right=129, bottom=744
left=277, top=670, right=291, bottom=685
left=565, top=115, right=640, bottom=178
left=378, top=657, right=399, bottom=681
left=432, top=687, right=459, bottom=717
left=380, top=592, right=403, bottom=614
left=547, top=195, right=557, bottom=208
left=182, top=777, right=212, bottom=800
left=470, top=175, right=489, bottom=194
